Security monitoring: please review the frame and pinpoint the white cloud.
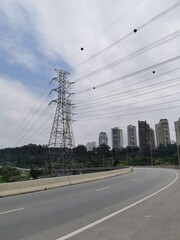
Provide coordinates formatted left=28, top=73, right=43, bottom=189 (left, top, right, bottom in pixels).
left=0, top=75, right=52, bottom=148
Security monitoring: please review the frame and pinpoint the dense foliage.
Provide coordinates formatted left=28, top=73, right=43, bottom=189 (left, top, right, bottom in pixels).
left=0, top=143, right=179, bottom=183
left=0, top=166, right=30, bottom=182
left=0, top=143, right=179, bottom=170
left=0, top=144, right=48, bottom=169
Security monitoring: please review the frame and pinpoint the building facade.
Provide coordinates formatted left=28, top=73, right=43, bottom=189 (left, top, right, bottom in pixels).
left=149, top=128, right=156, bottom=151
left=119, top=129, right=123, bottom=148
left=127, top=125, right=137, bottom=147
left=111, top=127, right=123, bottom=149
left=175, top=118, right=180, bottom=146
left=98, top=132, right=108, bottom=146
left=138, top=121, right=151, bottom=154
left=86, top=142, right=97, bottom=151
left=155, top=123, right=161, bottom=147
left=155, top=119, right=171, bottom=147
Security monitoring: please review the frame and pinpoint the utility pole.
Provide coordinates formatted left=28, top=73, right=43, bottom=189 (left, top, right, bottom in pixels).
left=48, top=69, right=77, bottom=175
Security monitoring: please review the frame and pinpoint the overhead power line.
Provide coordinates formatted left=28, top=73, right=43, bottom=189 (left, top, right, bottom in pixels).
left=3, top=83, right=50, bottom=148
left=18, top=109, right=53, bottom=147
left=74, top=29, right=180, bottom=82
left=65, top=0, right=144, bottom=70
left=76, top=81, right=180, bottom=110
left=76, top=99, right=180, bottom=119
left=75, top=67, right=180, bottom=105
left=76, top=105, right=180, bottom=122
left=77, top=77, right=180, bottom=107
left=77, top=91, right=180, bottom=115
left=75, top=55, right=180, bottom=95
left=11, top=105, right=51, bottom=147
left=24, top=122, right=52, bottom=146
left=70, top=1, right=180, bottom=73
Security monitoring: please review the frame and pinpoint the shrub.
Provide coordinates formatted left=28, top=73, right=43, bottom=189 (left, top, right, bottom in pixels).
left=0, top=167, right=21, bottom=182
left=30, top=169, right=43, bottom=179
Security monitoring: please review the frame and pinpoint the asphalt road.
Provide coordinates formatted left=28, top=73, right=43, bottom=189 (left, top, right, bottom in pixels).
left=0, top=168, right=179, bottom=240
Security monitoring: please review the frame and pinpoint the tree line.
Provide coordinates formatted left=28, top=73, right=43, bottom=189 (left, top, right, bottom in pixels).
left=0, top=143, right=179, bottom=182
left=0, top=143, right=179, bottom=170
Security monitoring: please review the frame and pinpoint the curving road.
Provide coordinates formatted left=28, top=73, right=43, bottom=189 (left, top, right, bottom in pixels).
left=0, top=168, right=179, bottom=240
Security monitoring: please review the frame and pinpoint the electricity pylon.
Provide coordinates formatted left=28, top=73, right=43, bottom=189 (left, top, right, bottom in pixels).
left=48, top=69, right=77, bottom=175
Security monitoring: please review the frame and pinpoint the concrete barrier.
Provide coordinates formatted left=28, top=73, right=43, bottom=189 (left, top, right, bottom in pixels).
left=0, top=167, right=133, bottom=197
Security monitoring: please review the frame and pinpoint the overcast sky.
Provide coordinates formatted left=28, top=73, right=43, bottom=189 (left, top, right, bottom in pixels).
left=0, top=0, right=180, bottom=149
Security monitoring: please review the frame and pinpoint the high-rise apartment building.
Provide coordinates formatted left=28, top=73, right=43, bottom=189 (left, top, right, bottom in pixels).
left=111, top=127, right=123, bottom=149
left=127, top=125, right=137, bottom=147
left=174, top=118, right=180, bottom=146
left=98, top=132, right=108, bottom=146
left=155, top=119, right=170, bottom=147
left=155, top=123, right=161, bottom=147
left=138, top=121, right=153, bottom=154
left=119, top=129, right=123, bottom=148
left=149, top=128, right=156, bottom=151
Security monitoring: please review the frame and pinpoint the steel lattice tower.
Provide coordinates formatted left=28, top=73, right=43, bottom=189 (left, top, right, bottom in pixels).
left=48, top=69, right=77, bottom=175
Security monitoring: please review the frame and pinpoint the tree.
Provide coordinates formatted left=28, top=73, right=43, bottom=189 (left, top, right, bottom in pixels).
left=0, top=167, right=21, bottom=182
left=97, top=144, right=110, bottom=157
left=0, top=144, right=48, bottom=169
left=75, top=145, right=87, bottom=156
left=30, top=169, right=43, bottom=179
left=96, top=144, right=111, bottom=167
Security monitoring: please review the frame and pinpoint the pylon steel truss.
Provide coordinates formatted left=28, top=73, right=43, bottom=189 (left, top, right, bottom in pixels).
left=48, top=69, right=77, bottom=175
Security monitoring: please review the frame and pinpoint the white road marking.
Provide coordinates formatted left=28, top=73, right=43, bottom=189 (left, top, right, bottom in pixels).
left=56, top=171, right=178, bottom=240
left=145, top=215, right=151, bottom=218
left=96, top=187, right=110, bottom=192
left=0, top=207, right=24, bottom=215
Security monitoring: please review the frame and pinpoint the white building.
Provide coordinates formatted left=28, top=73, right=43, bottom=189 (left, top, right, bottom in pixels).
left=155, top=123, right=161, bottom=147
left=111, top=127, right=123, bottom=149
left=127, top=125, right=137, bottom=147
left=155, top=119, right=171, bottom=147
left=175, top=118, right=180, bottom=146
left=98, top=132, right=108, bottom=146
left=86, top=142, right=97, bottom=151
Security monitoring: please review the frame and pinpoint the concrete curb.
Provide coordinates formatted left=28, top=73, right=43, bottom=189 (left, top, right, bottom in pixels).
left=0, top=167, right=133, bottom=197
